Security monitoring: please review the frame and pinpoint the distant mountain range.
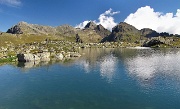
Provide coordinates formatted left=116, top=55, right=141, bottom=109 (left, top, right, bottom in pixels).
left=2, top=21, right=180, bottom=47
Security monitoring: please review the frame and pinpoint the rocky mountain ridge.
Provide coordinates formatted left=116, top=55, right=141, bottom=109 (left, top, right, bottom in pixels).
left=3, top=21, right=180, bottom=47
left=102, top=22, right=179, bottom=46
left=1, top=21, right=180, bottom=63
left=6, top=21, right=109, bottom=43
left=84, top=21, right=111, bottom=38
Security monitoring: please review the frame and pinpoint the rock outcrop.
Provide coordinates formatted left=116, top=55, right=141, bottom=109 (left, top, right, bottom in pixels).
left=102, top=22, right=140, bottom=42
left=7, top=24, right=23, bottom=34
left=140, top=28, right=159, bottom=37
left=143, top=36, right=173, bottom=47
left=95, top=24, right=111, bottom=38
left=4, top=21, right=180, bottom=47
left=6, top=21, right=105, bottom=43
left=17, top=54, right=40, bottom=62
left=17, top=52, right=51, bottom=62
left=84, top=21, right=97, bottom=30
left=84, top=21, right=111, bottom=38
left=75, top=34, right=83, bottom=43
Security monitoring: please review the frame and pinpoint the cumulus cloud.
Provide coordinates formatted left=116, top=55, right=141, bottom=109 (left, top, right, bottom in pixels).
left=124, top=6, right=180, bottom=34
left=75, top=20, right=91, bottom=29
left=0, top=0, right=22, bottom=7
left=75, top=8, right=120, bottom=31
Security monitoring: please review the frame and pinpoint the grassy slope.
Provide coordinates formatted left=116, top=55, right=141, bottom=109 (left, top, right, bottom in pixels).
left=0, top=33, right=69, bottom=47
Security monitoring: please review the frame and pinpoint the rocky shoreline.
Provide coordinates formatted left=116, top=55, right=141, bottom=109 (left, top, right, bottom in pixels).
left=0, top=39, right=143, bottom=63
left=1, top=36, right=180, bottom=64
left=1, top=21, right=180, bottom=64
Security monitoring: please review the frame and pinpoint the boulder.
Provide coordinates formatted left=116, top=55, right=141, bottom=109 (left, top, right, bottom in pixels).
left=17, top=53, right=40, bottom=62
left=55, top=53, right=64, bottom=60
left=76, top=34, right=83, bottom=43
left=37, top=52, right=50, bottom=61
left=69, top=52, right=81, bottom=57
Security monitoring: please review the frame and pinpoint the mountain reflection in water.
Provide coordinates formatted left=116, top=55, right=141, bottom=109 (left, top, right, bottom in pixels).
left=16, top=48, right=180, bottom=84
left=1, top=48, right=180, bottom=109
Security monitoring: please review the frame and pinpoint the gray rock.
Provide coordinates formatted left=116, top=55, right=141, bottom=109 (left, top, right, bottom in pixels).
left=7, top=25, right=23, bottom=34
left=84, top=22, right=111, bottom=38
left=37, top=52, right=50, bottom=61
left=84, top=21, right=97, bottom=30
left=95, top=24, right=111, bottom=38
left=102, top=22, right=140, bottom=42
left=17, top=53, right=40, bottom=62
left=140, top=28, right=159, bottom=37
left=143, top=36, right=173, bottom=47
left=55, top=53, right=64, bottom=60
left=69, top=52, right=81, bottom=57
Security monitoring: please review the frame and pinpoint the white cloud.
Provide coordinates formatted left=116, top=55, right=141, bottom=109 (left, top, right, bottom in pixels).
left=75, top=20, right=90, bottom=29
left=96, top=8, right=120, bottom=31
left=75, top=8, right=120, bottom=31
left=0, top=0, right=22, bottom=7
left=124, top=6, right=180, bottom=34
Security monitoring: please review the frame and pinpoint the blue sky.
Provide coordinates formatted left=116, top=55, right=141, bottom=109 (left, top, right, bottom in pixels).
left=0, top=0, right=180, bottom=33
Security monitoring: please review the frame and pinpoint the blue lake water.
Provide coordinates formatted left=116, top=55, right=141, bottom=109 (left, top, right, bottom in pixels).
left=0, top=48, right=180, bottom=109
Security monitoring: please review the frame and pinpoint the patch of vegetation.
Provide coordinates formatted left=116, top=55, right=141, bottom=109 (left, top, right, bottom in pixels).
left=0, top=56, right=17, bottom=63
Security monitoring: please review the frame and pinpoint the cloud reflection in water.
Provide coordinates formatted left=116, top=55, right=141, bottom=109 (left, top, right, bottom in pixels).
left=100, top=54, right=117, bottom=83
left=126, top=51, right=180, bottom=81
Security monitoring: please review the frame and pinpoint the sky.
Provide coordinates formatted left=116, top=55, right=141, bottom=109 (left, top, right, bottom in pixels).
left=0, top=0, right=180, bottom=34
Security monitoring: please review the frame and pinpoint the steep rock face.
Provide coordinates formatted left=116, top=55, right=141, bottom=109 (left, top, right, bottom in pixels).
left=140, top=28, right=159, bottom=37
left=84, top=21, right=97, bottom=30
left=84, top=22, right=110, bottom=38
left=95, top=24, right=111, bottom=38
left=102, top=22, right=141, bottom=42
left=7, top=22, right=23, bottom=34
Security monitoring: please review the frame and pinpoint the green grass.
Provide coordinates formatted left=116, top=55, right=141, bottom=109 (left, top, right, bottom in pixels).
left=0, top=33, right=59, bottom=47
left=0, top=56, right=17, bottom=63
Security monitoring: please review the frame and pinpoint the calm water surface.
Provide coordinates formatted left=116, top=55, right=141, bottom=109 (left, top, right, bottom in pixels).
left=0, top=48, right=180, bottom=109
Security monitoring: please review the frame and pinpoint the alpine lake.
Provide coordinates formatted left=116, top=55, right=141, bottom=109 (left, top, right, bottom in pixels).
left=0, top=48, right=180, bottom=109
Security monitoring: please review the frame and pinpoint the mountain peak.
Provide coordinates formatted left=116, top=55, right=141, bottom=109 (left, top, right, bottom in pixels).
left=112, top=22, right=139, bottom=33
left=84, top=21, right=97, bottom=29
left=18, top=21, right=28, bottom=25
